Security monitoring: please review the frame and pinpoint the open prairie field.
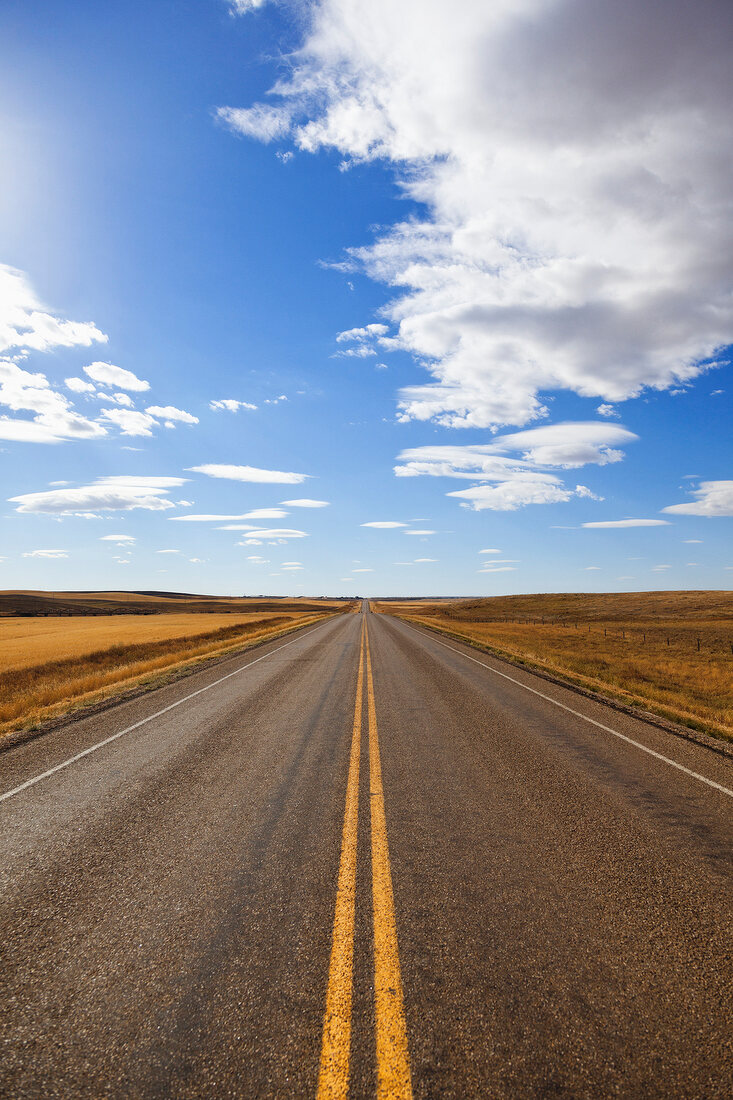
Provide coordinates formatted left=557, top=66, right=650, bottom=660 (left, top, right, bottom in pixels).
left=0, top=592, right=352, bottom=740
left=372, top=591, right=733, bottom=741
left=0, top=589, right=348, bottom=617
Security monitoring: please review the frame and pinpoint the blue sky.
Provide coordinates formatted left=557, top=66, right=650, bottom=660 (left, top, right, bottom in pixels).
left=1, top=0, right=731, bottom=597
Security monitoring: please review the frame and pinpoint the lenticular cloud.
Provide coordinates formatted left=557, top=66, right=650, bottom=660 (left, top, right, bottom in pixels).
left=222, top=0, right=733, bottom=428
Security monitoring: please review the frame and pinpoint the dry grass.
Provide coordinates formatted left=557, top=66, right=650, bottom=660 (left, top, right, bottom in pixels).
left=373, top=591, right=733, bottom=741
left=0, top=610, right=336, bottom=739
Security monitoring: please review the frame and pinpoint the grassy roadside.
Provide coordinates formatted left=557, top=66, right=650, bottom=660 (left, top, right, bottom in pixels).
left=372, top=595, right=732, bottom=743
left=0, top=612, right=335, bottom=743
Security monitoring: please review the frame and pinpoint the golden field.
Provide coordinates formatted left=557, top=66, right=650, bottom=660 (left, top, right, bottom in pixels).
left=0, top=595, right=350, bottom=739
left=372, top=591, right=733, bottom=741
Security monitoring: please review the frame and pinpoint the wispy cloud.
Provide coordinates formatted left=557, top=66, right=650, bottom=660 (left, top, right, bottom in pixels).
left=209, top=398, right=258, bottom=412
left=280, top=498, right=330, bottom=508
left=582, top=519, right=670, bottom=528
left=189, top=463, right=309, bottom=483
left=662, top=480, right=733, bottom=517
left=361, top=520, right=407, bottom=528
left=22, top=548, right=69, bottom=558
left=9, top=476, right=187, bottom=514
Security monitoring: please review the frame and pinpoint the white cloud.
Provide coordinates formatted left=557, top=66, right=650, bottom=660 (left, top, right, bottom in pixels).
left=188, top=463, right=309, bottom=483
left=683, top=539, right=702, bottom=544
left=353, top=567, right=374, bottom=572
left=97, top=391, right=135, bottom=408
left=478, top=566, right=516, bottom=573
left=189, top=558, right=205, bottom=563
left=239, top=508, right=289, bottom=519
left=156, top=549, right=181, bottom=554
left=22, top=549, right=68, bottom=559
left=9, top=476, right=186, bottom=514
left=209, top=399, right=258, bottom=412
left=662, top=480, right=733, bottom=517
left=217, top=524, right=269, bottom=530
left=404, top=529, right=435, bottom=535
left=0, top=264, right=107, bottom=354
left=83, top=361, right=150, bottom=392
left=361, top=520, right=407, bottom=528
left=65, top=377, right=96, bottom=394
left=99, top=408, right=157, bottom=436
left=100, top=534, right=136, bottom=543
left=281, top=564, right=304, bottom=570
left=226, top=0, right=733, bottom=429
left=414, top=557, right=437, bottom=562
left=334, top=345, right=377, bottom=358
left=449, top=476, right=580, bottom=512
left=652, top=564, right=672, bottom=571
left=596, top=404, right=619, bottom=418
left=146, top=405, right=199, bottom=425
left=0, top=360, right=107, bottom=443
left=280, top=498, right=330, bottom=508
left=228, top=1, right=270, bottom=14
left=217, top=103, right=292, bottom=142
left=393, top=422, right=636, bottom=510
left=582, top=519, right=670, bottom=528
left=584, top=566, right=601, bottom=570
left=337, top=323, right=389, bottom=342
left=479, top=548, right=502, bottom=555
left=238, top=528, right=308, bottom=540
left=169, top=513, right=262, bottom=522
left=396, top=423, right=635, bottom=478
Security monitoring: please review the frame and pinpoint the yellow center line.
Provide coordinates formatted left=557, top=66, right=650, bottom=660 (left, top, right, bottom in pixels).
left=365, top=620, right=413, bottom=1100
left=317, top=618, right=365, bottom=1099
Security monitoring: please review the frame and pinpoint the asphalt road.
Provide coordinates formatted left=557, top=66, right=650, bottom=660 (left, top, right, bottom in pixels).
left=1, top=605, right=731, bottom=1098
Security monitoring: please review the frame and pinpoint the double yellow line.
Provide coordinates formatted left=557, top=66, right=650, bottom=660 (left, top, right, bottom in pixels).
left=317, top=617, right=412, bottom=1099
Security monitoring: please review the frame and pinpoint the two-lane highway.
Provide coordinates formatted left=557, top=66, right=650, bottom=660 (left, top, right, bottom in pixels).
left=1, top=606, right=731, bottom=1097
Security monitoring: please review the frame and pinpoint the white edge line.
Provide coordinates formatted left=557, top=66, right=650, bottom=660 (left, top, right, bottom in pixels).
left=404, top=622, right=732, bottom=798
left=0, top=617, right=337, bottom=806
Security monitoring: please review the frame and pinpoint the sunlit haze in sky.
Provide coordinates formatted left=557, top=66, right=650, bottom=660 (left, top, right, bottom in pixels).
left=1, top=0, right=731, bottom=596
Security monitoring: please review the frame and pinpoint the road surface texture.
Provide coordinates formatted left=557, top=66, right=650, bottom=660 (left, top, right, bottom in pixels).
left=1, top=605, right=731, bottom=1098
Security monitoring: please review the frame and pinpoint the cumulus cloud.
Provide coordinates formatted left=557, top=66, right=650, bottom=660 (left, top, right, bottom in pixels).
left=0, top=264, right=107, bottom=354
left=209, top=399, right=258, bottom=412
left=280, top=498, right=330, bottom=507
left=224, top=0, right=733, bottom=429
left=662, top=480, right=733, bottom=517
left=188, top=463, right=309, bottom=483
left=65, top=377, right=96, bottom=394
left=582, top=518, right=670, bottom=528
left=9, top=476, right=187, bottom=514
left=146, top=405, right=199, bottom=425
left=0, top=360, right=107, bottom=443
left=337, top=323, right=389, bottom=343
left=99, top=408, right=157, bottom=436
left=83, top=361, right=150, bottom=392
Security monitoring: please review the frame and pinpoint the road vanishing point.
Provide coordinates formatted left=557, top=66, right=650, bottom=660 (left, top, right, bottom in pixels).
left=1, top=604, right=731, bottom=1098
